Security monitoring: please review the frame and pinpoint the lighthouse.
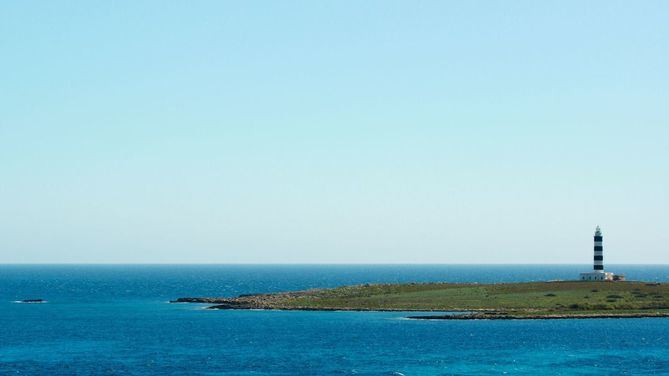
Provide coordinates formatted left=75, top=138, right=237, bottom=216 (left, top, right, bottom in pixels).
left=593, top=226, right=604, bottom=271
left=579, top=226, right=615, bottom=281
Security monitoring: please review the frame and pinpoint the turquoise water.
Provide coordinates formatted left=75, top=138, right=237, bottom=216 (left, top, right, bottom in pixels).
left=2, top=265, right=669, bottom=375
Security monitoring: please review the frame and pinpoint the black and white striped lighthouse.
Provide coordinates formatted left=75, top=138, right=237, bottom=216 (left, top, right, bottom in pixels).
left=580, top=226, right=619, bottom=281
left=593, top=226, right=603, bottom=271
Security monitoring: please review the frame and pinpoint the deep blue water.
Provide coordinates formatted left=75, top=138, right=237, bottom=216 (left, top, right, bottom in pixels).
left=2, top=264, right=669, bottom=375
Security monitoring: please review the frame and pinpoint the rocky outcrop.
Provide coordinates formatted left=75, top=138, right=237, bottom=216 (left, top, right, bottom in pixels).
left=171, top=290, right=321, bottom=310
left=171, top=297, right=231, bottom=304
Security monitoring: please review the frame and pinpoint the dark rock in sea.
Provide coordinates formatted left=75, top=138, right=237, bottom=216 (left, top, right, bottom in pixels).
left=18, top=299, right=45, bottom=303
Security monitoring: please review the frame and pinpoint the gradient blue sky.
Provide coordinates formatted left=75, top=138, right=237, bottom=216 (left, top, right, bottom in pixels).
left=1, top=1, right=667, bottom=263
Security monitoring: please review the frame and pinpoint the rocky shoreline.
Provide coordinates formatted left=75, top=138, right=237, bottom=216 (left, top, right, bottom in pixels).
left=171, top=296, right=460, bottom=312
left=171, top=292, right=314, bottom=310
left=408, top=312, right=669, bottom=320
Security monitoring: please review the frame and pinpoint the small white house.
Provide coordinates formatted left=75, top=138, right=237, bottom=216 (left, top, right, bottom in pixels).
left=579, top=271, right=614, bottom=281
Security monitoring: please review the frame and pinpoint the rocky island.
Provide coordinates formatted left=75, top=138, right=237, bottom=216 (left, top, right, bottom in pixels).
left=15, top=299, right=46, bottom=303
left=173, top=281, right=669, bottom=319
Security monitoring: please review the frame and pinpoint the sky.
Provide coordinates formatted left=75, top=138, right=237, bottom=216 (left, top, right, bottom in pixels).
left=0, top=1, right=667, bottom=263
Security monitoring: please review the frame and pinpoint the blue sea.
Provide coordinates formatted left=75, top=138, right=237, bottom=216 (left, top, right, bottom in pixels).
left=2, top=265, right=669, bottom=375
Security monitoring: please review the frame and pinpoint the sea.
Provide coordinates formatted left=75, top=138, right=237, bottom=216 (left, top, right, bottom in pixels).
left=2, top=264, right=669, bottom=375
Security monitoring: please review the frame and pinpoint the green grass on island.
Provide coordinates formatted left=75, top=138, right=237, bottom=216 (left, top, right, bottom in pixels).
left=284, top=281, right=669, bottom=314
left=176, top=281, right=669, bottom=319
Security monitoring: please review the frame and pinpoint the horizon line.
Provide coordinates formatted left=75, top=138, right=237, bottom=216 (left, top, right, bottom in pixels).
left=1, top=262, right=668, bottom=266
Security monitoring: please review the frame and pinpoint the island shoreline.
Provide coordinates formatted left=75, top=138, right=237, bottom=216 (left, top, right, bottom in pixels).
left=173, top=281, right=669, bottom=320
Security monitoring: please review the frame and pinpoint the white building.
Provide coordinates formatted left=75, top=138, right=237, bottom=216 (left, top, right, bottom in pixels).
left=580, top=271, right=613, bottom=281
left=580, top=226, right=615, bottom=281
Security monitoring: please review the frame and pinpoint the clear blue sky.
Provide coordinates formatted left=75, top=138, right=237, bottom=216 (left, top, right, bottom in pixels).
left=1, top=1, right=667, bottom=263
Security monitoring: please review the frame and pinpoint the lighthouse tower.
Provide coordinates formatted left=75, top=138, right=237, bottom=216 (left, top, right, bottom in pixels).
left=579, top=226, right=614, bottom=281
left=593, top=226, right=604, bottom=271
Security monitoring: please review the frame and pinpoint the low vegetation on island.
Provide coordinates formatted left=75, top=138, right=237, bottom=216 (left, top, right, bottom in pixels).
left=173, top=281, right=669, bottom=320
